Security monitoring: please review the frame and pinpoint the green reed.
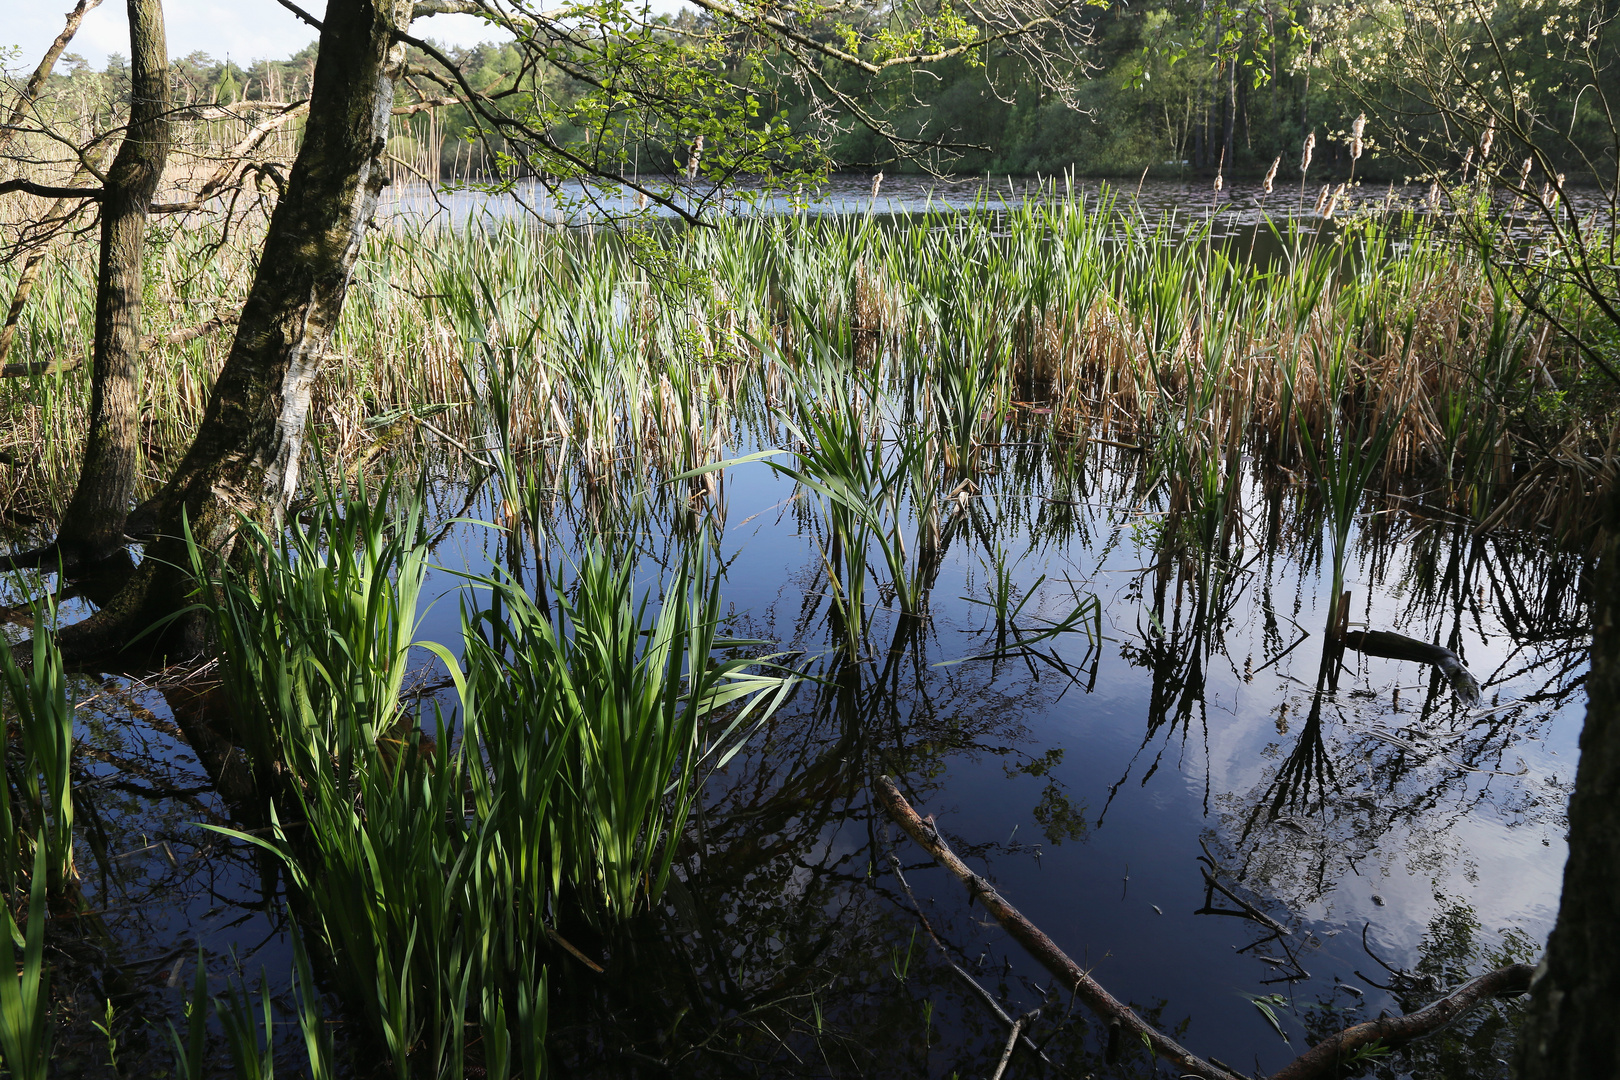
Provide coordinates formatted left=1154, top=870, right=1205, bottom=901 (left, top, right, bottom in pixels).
left=0, top=190, right=1608, bottom=545
left=0, top=842, right=51, bottom=1080
left=0, top=604, right=77, bottom=902
left=187, top=474, right=790, bottom=1076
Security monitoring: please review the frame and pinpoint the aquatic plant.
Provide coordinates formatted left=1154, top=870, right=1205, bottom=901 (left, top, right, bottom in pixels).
left=0, top=604, right=77, bottom=900
left=188, top=475, right=791, bottom=1076
left=0, top=843, right=51, bottom=1080
left=2, top=193, right=1609, bottom=543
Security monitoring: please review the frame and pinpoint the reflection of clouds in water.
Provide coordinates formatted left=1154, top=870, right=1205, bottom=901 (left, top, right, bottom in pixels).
left=1191, top=516, right=1580, bottom=966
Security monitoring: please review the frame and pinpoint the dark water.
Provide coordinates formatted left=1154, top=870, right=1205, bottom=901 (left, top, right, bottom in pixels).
left=8, top=204, right=1591, bottom=1072
left=11, top=431, right=1584, bottom=1074
left=396, top=443, right=1580, bottom=1076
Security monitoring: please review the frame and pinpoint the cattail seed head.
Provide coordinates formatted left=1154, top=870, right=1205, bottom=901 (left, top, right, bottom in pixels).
left=870, top=171, right=884, bottom=200
left=1324, top=182, right=1346, bottom=218
left=1461, top=146, right=1474, bottom=183
left=1263, top=156, right=1280, bottom=193
left=1480, top=117, right=1495, bottom=161
left=1313, top=183, right=1330, bottom=215
left=1428, top=179, right=1441, bottom=212
left=1301, top=131, right=1316, bottom=175
left=1350, top=113, right=1366, bottom=160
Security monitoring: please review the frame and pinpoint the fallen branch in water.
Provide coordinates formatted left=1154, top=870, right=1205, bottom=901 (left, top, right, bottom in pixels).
left=1267, top=963, right=1535, bottom=1080
left=873, top=774, right=1242, bottom=1080
left=887, top=853, right=1052, bottom=1065
left=873, top=774, right=1536, bottom=1080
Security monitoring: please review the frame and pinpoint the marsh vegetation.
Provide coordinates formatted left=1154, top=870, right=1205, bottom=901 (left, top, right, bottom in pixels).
left=0, top=182, right=1601, bottom=1077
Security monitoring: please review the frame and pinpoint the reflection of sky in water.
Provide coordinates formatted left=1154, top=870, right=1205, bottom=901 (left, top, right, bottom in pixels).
left=8, top=364, right=1585, bottom=1069
left=2, top=431, right=1579, bottom=1072
left=400, top=447, right=1582, bottom=1073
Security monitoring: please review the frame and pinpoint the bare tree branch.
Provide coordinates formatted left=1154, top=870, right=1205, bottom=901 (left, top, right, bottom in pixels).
left=0, top=0, right=104, bottom=155
left=1269, top=964, right=1536, bottom=1080
left=0, top=177, right=103, bottom=199
left=877, top=774, right=1536, bottom=1080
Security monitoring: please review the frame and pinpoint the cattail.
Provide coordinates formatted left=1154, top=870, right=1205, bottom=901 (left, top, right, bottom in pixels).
left=1350, top=113, right=1366, bottom=160
left=1479, top=117, right=1495, bottom=162
left=1301, top=131, right=1316, bottom=176
left=1509, top=157, right=1533, bottom=215
left=1428, top=179, right=1441, bottom=212
left=1324, top=182, right=1346, bottom=218
left=1263, top=156, right=1280, bottom=194
left=1313, top=183, right=1331, bottom=215
left=1546, top=173, right=1565, bottom=209
left=1213, top=168, right=1223, bottom=193
left=1460, top=146, right=1474, bottom=183
left=686, top=134, right=704, bottom=181
left=870, top=171, right=884, bottom=201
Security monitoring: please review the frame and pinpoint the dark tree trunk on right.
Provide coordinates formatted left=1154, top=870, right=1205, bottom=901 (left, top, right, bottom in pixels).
left=1518, top=503, right=1620, bottom=1078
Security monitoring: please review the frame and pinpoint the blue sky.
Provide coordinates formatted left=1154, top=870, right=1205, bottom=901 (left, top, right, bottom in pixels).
left=7, top=1, right=511, bottom=71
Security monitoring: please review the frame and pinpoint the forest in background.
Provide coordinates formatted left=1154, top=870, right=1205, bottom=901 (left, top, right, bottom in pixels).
left=19, top=0, right=1616, bottom=185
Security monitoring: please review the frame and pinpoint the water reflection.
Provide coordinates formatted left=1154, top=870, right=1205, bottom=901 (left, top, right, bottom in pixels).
left=385, top=173, right=1612, bottom=236
left=11, top=388, right=1588, bottom=1074
left=452, top=423, right=1587, bottom=1076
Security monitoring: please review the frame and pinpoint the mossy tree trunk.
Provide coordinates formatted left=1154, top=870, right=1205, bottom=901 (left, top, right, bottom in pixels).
left=62, top=0, right=412, bottom=660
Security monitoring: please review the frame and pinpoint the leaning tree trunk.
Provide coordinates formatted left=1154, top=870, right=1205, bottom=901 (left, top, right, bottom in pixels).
left=60, top=0, right=412, bottom=660
left=1517, top=499, right=1620, bottom=1078
left=49, top=0, right=171, bottom=570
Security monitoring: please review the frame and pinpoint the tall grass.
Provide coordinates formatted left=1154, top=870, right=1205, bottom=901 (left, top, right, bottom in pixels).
left=189, top=476, right=793, bottom=1077
left=0, top=607, right=77, bottom=900
left=2, top=193, right=1603, bottom=548
left=0, top=609, right=82, bottom=1080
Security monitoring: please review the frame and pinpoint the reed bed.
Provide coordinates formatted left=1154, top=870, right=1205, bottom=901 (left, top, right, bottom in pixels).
left=180, top=476, right=793, bottom=1078
left=0, top=190, right=1604, bottom=1076
left=1, top=191, right=1607, bottom=553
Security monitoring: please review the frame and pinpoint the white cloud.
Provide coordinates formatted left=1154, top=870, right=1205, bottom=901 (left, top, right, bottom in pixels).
left=6, top=1, right=511, bottom=71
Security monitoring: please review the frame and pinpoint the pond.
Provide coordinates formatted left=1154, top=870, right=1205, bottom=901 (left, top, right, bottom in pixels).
left=405, top=441, right=1582, bottom=1078
left=7, top=194, right=1592, bottom=1078
left=384, top=171, right=1612, bottom=240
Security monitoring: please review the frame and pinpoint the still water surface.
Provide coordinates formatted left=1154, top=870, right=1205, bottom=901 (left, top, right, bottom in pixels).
left=26, top=186, right=1591, bottom=1075
left=403, top=440, right=1582, bottom=1077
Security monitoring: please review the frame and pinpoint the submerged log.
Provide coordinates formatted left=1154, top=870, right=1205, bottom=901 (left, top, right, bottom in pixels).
left=873, top=774, right=1243, bottom=1080
left=1343, top=630, right=1481, bottom=705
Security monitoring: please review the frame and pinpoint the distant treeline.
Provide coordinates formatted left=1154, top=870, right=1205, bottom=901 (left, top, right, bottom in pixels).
left=39, top=0, right=1616, bottom=183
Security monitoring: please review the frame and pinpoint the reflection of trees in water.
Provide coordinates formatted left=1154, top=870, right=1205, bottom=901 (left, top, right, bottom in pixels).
left=512, top=440, right=1587, bottom=1075
left=1292, top=899, right=1539, bottom=1080
left=1208, top=516, right=1587, bottom=914
left=545, top=623, right=1115, bottom=1076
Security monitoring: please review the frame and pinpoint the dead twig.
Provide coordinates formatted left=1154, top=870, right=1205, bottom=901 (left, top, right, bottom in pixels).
left=887, top=853, right=1052, bottom=1065
left=1267, top=963, right=1534, bottom=1080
